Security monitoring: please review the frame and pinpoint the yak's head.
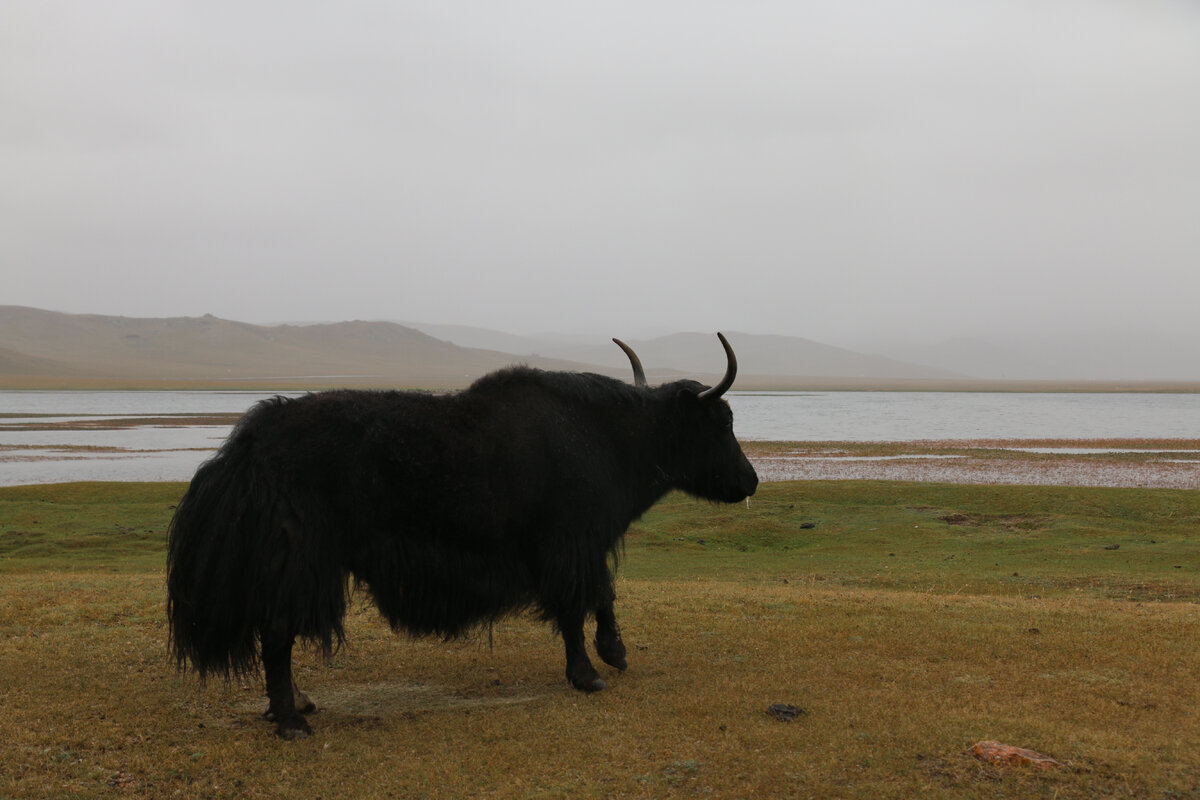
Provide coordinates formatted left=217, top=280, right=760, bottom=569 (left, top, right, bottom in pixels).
left=614, top=333, right=759, bottom=503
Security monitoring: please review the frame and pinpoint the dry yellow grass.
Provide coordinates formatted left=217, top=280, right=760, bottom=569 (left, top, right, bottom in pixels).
left=3, top=570, right=1199, bottom=799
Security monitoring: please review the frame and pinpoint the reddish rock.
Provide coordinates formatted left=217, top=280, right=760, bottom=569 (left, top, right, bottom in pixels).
left=967, top=740, right=1064, bottom=769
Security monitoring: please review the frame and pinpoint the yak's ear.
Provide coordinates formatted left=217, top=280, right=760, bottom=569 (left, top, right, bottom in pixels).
left=670, top=381, right=704, bottom=408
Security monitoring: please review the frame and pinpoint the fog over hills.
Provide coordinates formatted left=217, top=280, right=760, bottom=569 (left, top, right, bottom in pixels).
left=7, top=4, right=1199, bottom=386
left=403, top=322, right=1200, bottom=384
left=867, top=332, right=1200, bottom=383
left=1, top=306, right=961, bottom=388
left=0, top=306, right=590, bottom=387
left=1, top=307, right=1194, bottom=389
left=404, top=323, right=961, bottom=382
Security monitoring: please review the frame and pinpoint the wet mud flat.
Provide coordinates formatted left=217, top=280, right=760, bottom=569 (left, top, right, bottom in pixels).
left=744, top=439, right=1200, bottom=490
left=0, top=412, right=242, bottom=430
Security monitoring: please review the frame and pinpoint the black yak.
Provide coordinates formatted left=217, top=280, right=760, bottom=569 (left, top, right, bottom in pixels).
left=167, top=333, right=758, bottom=739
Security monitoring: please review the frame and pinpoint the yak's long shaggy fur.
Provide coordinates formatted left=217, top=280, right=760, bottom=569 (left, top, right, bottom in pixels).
left=167, top=350, right=758, bottom=738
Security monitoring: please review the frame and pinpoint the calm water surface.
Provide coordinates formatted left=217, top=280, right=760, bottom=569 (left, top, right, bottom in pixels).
left=0, top=391, right=297, bottom=486
left=2, top=390, right=1198, bottom=485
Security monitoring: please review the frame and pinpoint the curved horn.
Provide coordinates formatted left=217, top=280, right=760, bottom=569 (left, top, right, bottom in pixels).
left=612, top=338, right=647, bottom=387
left=697, top=332, right=737, bottom=400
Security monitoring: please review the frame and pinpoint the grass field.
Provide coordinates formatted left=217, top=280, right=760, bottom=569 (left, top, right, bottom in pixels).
left=2, top=480, right=1199, bottom=798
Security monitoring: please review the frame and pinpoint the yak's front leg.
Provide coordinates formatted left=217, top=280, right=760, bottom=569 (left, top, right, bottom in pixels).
left=263, top=674, right=316, bottom=721
left=261, top=628, right=313, bottom=740
left=593, top=580, right=627, bottom=672
left=561, top=613, right=607, bottom=692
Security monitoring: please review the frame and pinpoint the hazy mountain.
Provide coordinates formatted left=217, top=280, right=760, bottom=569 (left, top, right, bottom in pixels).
left=627, top=332, right=962, bottom=381
left=357, top=321, right=1200, bottom=383
left=1, top=306, right=965, bottom=388
left=403, top=323, right=962, bottom=383
left=9, top=306, right=1187, bottom=389
left=0, top=344, right=70, bottom=376
left=400, top=323, right=562, bottom=360
left=0, top=306, right=591, bottom=387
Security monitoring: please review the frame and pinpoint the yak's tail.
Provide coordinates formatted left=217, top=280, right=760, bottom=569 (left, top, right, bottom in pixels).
left=166, top=414, right=347, bottom=679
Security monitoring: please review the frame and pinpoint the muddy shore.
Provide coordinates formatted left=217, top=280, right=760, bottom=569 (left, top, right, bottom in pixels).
left=742, top=440, right=1200, bottom=490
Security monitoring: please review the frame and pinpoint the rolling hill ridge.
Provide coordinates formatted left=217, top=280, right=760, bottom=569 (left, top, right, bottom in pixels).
left=0, top=306, right=964, bottom=389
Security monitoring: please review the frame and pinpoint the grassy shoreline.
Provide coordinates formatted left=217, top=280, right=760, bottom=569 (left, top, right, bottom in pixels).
left=2, top=480, right=1199, bottom=797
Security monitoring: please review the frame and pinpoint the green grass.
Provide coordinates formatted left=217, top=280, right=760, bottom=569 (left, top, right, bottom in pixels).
left=0, top=482, right=179, bottom=571
left=628, top=483, right=1200, bottom=601
left=2, top=481, right=1199, bottom=798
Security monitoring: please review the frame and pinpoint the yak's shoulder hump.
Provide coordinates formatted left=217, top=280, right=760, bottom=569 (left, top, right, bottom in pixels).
left=468, top=366, right=637, bottom=405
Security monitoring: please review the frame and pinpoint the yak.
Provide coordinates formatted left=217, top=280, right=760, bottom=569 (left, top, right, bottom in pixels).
left=167, top=333, right=758, bottom=739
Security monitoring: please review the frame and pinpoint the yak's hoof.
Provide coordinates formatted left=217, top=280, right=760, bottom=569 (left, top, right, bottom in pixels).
left=570, top=675, right=608, bottom=693
left=595, top=635, right=628, bottom=671
left=265, top=696, right=316, bottom=721
left=275, top=717, right=313, bottom=740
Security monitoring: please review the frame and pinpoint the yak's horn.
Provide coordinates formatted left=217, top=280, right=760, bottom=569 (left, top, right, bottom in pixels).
left=612, top=338, right=647, bottom=387
left=697, top=332, right=737, bottom=401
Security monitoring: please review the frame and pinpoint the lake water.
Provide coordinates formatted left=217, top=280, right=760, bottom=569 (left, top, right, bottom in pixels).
left=2, top=390, right=1198, bottom=485
left=731, top=391, right=1200, bottom=441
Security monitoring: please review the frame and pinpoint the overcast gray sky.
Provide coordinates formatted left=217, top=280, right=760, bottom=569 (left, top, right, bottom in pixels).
left=4, top=1, right=1199, bottom=350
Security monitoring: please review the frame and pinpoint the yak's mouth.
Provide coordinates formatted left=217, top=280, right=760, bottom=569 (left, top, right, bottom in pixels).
left=736, top=460, right=760, bottom=499
left=728, top=477, right=759, bottom=503
left=698, top=465, right=758, bottom=503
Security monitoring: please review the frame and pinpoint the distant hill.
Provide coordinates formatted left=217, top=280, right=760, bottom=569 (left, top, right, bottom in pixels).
left=0, top=344, right=68, bottom=375
left=403, top=323, right=963, bottom=383
left=0, top=306, right=592, bottom=388
left=0, top=306, right=972, bottom=389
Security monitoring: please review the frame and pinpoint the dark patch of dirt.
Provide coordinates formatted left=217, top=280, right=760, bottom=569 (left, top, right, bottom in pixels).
left=766, top=703, right=806, bottom=722
left=937, top=513, right=1048, bottom=531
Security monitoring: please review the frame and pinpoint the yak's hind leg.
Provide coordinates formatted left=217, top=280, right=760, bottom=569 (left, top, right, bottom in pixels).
left=546, top=549, right=611, bottom=692
left=261, top=627, right=313, bottom=740
left=561, top=612, right=607, bottom=692
left=593, top=580, right=627, bottom=671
